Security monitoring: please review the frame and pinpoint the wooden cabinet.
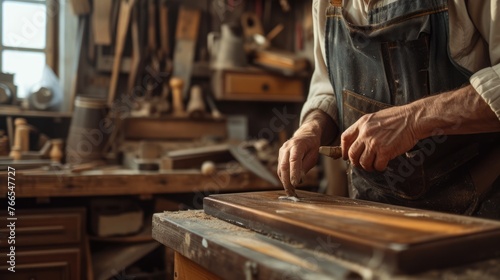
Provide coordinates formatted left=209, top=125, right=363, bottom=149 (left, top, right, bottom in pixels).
left=0, top=208, right=86, bottom=280
left=0, top=248, right=81, bottom=280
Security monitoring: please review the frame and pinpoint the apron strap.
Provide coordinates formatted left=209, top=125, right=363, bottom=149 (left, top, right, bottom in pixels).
left=330, top=0, right=342, bottom=7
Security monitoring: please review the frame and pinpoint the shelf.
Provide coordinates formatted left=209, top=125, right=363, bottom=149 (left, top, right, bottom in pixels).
left=89, top=223, right=153, bottom=243
left=0, top=107, right=72, bottom=118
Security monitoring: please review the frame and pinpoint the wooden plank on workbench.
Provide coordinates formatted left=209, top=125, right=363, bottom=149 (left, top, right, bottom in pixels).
left=152, top=211, right=362, bottom=280
left=203, top=190, right=500, bottom=274
left=153, top=210, right=500, bottom=280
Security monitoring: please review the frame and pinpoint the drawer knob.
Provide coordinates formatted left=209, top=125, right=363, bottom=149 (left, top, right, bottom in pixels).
left=261, top=83, right=270, bottom=92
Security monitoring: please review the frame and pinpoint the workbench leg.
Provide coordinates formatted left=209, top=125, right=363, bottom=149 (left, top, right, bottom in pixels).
left=165, top=247, right=175, bottom=279
left=174, top=251, right=221, bottom=280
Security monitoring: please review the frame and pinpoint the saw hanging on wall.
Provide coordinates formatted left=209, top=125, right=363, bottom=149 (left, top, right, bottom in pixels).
left=172, top=6, right=201, bottom=100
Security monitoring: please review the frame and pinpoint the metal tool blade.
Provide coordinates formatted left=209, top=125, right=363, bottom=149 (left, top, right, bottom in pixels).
left=228, top=144, right=280, bottom=186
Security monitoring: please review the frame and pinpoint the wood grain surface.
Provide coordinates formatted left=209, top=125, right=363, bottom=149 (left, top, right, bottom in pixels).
left=203, top=190, right=500, bottom=273
left=153, top=210, right=500, bottom=279
left=153, top=211, right=363, bottom=280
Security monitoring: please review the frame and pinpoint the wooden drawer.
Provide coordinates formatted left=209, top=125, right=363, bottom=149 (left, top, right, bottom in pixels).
left=217, top=70, right=304, bottom=102
left=0, top=209, right=83, bottom=247
left=0, top=248, right=81, bottom=280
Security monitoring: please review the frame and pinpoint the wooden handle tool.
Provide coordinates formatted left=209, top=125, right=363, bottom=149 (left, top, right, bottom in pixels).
left=186, top=85, right=206, bottom=118
left=10, top=118, right=30, bottom=159
left=319, top=146, right=342, bottom=159
left=107, top=0, right=136, bottom=106
left=170, top=77, right=185, bottom=116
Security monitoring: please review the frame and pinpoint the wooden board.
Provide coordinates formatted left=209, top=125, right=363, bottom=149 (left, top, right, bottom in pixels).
left=122, top=117, right=227, bottom=140
left=153, top=210, right=500, bottom=280
left=203, top=190, right=500, bottom=274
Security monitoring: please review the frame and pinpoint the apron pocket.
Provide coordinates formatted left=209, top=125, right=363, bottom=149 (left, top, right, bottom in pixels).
left=342, top=89, right=391, bottom=128
left=342, top=89, right=429, bottom=200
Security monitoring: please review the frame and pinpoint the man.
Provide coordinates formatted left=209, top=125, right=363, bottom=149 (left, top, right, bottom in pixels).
left=278, top=0, right=500, bottom=218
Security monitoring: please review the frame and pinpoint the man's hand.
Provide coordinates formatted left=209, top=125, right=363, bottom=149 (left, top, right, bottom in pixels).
left=278, top=110, right=337, bottom=196
left=341, top=106, right=419, bottom=172
left=341, top=85, right=500, bottom=172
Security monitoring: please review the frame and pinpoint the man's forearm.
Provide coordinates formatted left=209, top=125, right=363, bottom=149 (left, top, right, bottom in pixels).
left=410, top=85, right=500, bottom=139
left=299, top=110, right=339, bottom=145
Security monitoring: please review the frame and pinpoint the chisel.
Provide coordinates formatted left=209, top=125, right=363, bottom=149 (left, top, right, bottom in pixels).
left=319, top=146, right=342, bottom=159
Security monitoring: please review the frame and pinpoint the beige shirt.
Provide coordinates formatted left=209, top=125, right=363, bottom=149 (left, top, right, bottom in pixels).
left=301, top=0, right=500, bottom=125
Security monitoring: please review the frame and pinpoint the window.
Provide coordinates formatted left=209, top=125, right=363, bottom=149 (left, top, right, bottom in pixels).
left=0, top=0, right=57, bottom=98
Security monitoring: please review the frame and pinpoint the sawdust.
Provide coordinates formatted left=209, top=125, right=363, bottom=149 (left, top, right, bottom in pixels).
left=166, top=209, right=212, bottom=219
left=278, top=195, right=301, bottom=202
left=164, top=210, right=252, bottom=232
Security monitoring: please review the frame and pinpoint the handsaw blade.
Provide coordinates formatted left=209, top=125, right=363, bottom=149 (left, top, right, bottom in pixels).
left=173, top=7, right=200, bottom=99
left=229, top=144, right=280, bottom=186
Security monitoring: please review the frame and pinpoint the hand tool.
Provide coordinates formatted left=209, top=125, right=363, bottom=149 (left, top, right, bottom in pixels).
left=49, top=139, right=64, bottom=163
left=157, top=1, right=172, bottom=114
left=11, top=118, right=29, bottom=152
left=127, top=5, right=142, bottom=92
left=186, top=85, right=206, bottom=118
left=228, top=144, right=280, bottom=186
left=205, top=93, right=222, bottom=119
left=240, top=12, right=268, bottom=52
left=159, top=0, right=170, bottom=62
left=319, top=146, right=342, bottom=159
left=169, top=77, right=185, bottom=117
left=108, top=0, right=136, bottom=106
left=266, top=24, right=284, bottom=42
left=92, top=0, right=113, bottom=45
left=173, top=7, right=201, bottom=100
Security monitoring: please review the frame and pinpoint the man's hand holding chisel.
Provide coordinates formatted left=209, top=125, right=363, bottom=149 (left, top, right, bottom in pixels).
left=277, top=110, right=339, bottom=200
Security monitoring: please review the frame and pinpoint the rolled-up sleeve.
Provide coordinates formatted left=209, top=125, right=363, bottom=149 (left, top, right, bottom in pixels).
left=466, top=0, right=500, bottom=120
left=471, top=65, right=500, bottom=120
left=300, top=0, right=338, bottom=125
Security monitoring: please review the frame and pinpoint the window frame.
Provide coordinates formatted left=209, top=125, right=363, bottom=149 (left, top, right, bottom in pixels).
left=0, top=0, right=59, bottom=82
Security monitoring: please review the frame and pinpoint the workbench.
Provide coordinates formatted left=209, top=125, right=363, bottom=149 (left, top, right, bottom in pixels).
left=0, top=168, right=317, bottom=279
left=0, top=167, right=316, bottom=198
left=152, top=210, right=500, bottom=280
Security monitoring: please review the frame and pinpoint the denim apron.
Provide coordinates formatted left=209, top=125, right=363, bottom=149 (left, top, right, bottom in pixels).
left=325, top=0, right=500, bottom=217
